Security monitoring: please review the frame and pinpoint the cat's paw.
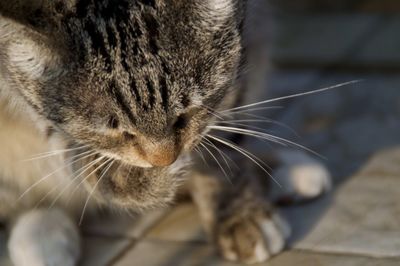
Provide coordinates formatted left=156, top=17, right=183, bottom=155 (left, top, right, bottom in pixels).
left=8, top=209, right=80, bottom=266
left=216, top=203, right=290, bottom=264
left=271, top=150, right=332, bottom=203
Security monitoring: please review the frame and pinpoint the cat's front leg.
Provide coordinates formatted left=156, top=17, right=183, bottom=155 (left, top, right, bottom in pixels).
left=188, top=169, right=290, bottom=264
left=8, top=208, right=80, bottom=266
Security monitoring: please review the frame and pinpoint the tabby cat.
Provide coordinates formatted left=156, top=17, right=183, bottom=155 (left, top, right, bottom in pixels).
left=0, top=0, right=331, bottom=265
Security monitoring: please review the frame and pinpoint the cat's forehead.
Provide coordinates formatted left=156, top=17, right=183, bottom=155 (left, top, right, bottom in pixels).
left=67, top=0, right=239, bottom=49
left=65, top=0, right=241, bottom=104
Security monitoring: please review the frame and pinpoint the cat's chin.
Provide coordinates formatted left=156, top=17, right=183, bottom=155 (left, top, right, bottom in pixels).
left=86, top=161, right=185, bottom=210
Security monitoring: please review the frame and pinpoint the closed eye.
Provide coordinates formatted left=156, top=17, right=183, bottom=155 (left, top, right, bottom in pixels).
left=173, top=114, right=188, bottom=130
left=123, top=131, right=136, bottom=141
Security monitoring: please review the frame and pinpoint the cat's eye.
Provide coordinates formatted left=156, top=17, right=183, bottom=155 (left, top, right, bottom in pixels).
left=123, top=131, right=136, bottom=141
left=173, top=114, right=188, bottom=130
left=107, top=116, right=119, bottom=129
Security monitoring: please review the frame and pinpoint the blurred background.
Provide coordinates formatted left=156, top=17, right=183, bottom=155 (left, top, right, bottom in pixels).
left=244, top=1, right=400, bottom=264
left=255, top=0, right=400, bottom=182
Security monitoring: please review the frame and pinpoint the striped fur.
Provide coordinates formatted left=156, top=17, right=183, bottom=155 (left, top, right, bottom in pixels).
left=0, top=0, right=244, bottom=217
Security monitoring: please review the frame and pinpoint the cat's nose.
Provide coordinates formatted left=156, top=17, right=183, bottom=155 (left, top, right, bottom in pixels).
left=142, top=140, right=179, bottom=167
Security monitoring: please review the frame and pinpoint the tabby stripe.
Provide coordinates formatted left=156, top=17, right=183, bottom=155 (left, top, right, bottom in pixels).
left=145, top=78, right=156, bottom=109
left=84, top=18, right=112, bottom=72
left=105, top=23, right=118, bottom=49
left=159, top=76, right=169, bottom=111
left=128, top=20, right=142, bottom=56
left=130, top=78, right=142, bottom=104
left=111, top=81, right=136, bottom=123
left=76, top=0, right=93, bottom=18
left=143, top=13, right=159, bottom=55
left=140, top=0, right=156, bottom=8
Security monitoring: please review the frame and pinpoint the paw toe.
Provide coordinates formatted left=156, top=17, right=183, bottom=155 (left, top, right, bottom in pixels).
left=217, top=213, right=289, bottom=264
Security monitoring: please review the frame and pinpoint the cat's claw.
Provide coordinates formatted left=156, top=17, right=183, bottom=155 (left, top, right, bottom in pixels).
left=216, top=207, right=290, bottom=264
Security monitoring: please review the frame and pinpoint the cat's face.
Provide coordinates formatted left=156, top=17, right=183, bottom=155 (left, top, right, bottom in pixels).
left=2, top=0, right=243, bottom=169
left=1, top=0, right=244, bottom=209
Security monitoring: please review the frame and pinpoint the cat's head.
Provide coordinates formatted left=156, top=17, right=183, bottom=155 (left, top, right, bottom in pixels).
left=1, top=0, right=245, bottom=208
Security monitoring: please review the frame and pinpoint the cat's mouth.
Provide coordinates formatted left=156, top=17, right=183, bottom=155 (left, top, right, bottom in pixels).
left=96, top=150, right=154, bottom=168
left=79, top=153, right=187, bottom=210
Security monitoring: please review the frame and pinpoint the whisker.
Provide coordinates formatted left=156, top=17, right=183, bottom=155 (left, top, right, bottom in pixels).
left=194, top=146, right=209, bottom=167
left=79, top=159, right=114, bottom=225
left=208, top=125, right=324, bottom=159
left=33, top=155, right=103, bottom=209
left=18, top=150, right=97, bottom=201
left=66, top=156, right=111, bottom=204
left=202, top=137, right=236, bottom=173
left=223, top=106, right=283, bottom=115
left=204, top=136, right=240, bottom=170
left=199, top=104, right=227, bottom=120
left=199, top=142, right=229, bottom=180
left=223, top=111, right=276, bottom=122
left=223, top=80, right=362, bottom=113
left=209, top=125, right=288, bottom=146
left=22, top=145, right=89, bottom=162
left=206, top=135, right=273, bottom=172
left=207, top=135, right=282, bottom=188
left=48, top=155, right=107, bottom=209
left=216, top=120, right=301, bottom=140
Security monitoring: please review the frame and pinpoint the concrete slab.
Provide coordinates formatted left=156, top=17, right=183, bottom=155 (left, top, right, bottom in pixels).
left=81, top=236, right=131, bottom=266
left=0, top=231, right=12, bottom=266
left=83, top=209, right=167, bottom=239
left=144, top=203, right=206, bottom=242
left=113, top=240, right=240, bottom=266
left=268, top=251, right=400, bottom=266
left=283, top=148, right=400, bottom=258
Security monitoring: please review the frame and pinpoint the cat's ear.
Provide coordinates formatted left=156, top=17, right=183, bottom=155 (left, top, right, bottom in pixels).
left=207, top=0, right=234, bottom=14
left=1, top=1, right=48, bottom=29
left=0, top=1, right=75, bottom=31
left=0, top=4, right=63, bottom=83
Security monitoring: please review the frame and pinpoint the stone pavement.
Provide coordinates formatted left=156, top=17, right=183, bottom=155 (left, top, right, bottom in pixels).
left=2, top=7, right=400, bottom=266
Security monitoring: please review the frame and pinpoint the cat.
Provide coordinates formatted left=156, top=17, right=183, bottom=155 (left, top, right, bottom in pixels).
left=0, top=0, right=331, bottom=265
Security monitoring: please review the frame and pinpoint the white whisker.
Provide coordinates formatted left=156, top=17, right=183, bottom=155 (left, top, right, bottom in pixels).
left=200, top=142, right=229, bottom=180
left=207, top=135, right=282, bottom=188
left=209, top=125, right=288, bottom=146
left=203, top=136, right=236, bottom=173
left=199, top=104, right=227, bottom=120
left=223, top=106, right=283, bottom=115
left=194, top=146, right=209, bottom=167
left=66, top=156, right=111, bottom=204
left=79, top=159, right=114, bottom=225
left=18, top=150, right=97, bottom=201
left=208, top=125, right=324, bottom=159
left=33, top=154, right=102, bottom=209
left=48, top=155, right=106, bottom=209
left=216, top=120, right=301, bottom=142
left=22, top=145, right=89, bottom=162
left=223, top=80, right=362, bottom=113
